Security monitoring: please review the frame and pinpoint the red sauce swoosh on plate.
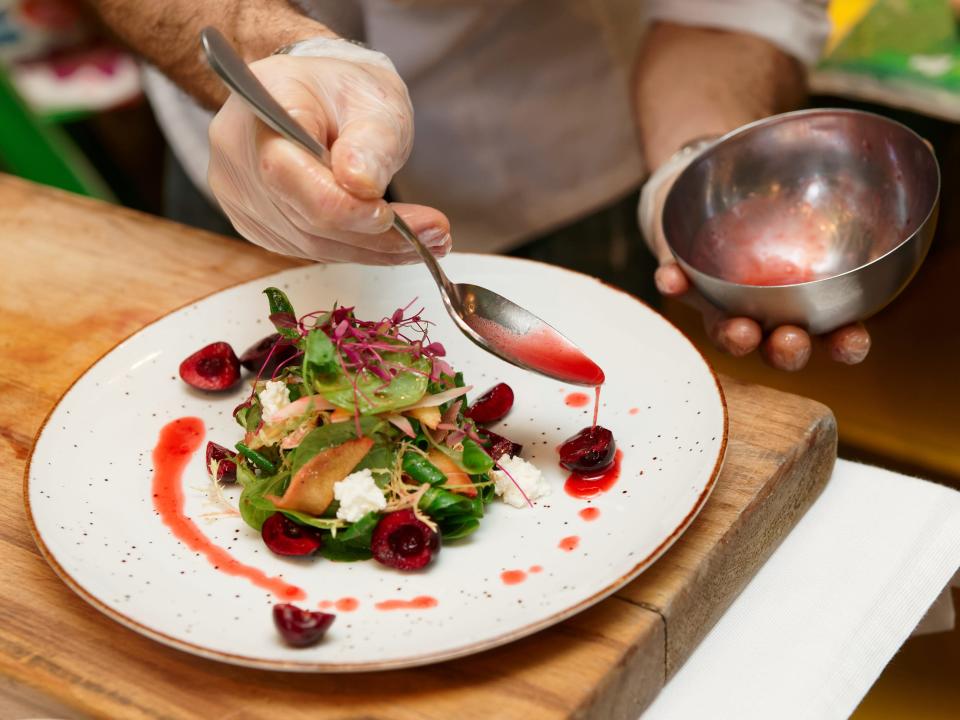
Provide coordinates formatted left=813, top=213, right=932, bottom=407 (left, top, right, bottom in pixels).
left=375, top=596, right=438, bottom=611
left=152, top=417, right=305, bottom=601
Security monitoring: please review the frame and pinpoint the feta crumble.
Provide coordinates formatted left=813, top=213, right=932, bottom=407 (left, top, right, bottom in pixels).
left=333, top=469, right=387, bottom=522
left=259, top=380, right=291, bottom=421
left=492, top=455, right=550, bottom=508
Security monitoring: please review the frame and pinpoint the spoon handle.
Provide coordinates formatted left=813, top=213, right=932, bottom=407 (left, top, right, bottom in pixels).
left=200, top=27, right=456, bottom=297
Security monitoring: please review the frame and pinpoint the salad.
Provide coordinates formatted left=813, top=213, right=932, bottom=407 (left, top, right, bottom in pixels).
left=182, top=287, right=547, bottom=572
left=178, top=287, right=615, bottom=647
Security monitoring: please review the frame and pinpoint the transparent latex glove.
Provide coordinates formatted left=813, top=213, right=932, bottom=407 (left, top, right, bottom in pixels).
left=208, top=40, right=451, bottom=264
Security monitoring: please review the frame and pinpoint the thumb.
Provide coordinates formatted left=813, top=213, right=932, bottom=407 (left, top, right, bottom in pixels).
left=330, top=70, right=414, bottom=200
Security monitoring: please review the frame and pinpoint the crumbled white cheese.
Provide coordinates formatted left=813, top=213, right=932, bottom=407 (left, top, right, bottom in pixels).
left=334, top=469, right=387, bottom=522
left=492, top=455, right=550, bottom=508
left=259, top=380, right=291, bottom=421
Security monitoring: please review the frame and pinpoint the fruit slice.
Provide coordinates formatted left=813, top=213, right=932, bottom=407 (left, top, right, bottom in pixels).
left=428, top=449, right=476, bottom=497
left=465, top=383, right=514, bottom=424
left=261, top=513, right=323, bottom=556
left=407, top=406, right=441, bottom=430
left=179, top=342, right=241, bottom=391
left=558, top=425, right=616, bottom=475
left=371, top=510, right=440, bottom=571
left=273, top=604, right=335, bottom=647
left=267, top=437, right=373, bottom=516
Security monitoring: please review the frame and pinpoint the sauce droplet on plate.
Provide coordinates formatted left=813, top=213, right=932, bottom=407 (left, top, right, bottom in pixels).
left=152, top=417, right=305, bottom=601
left=335, top=597, right=359, bottom=612
left=375, top=596, right=438, bottom=611
left=564, top=450, right=624, bottom=499
left=628, top=407, right=639, bottom=415
left=578, top=507, right=601, bottom=521
left=558, top=536, right=580, bottom=552
left=529, top=565, right=543, bottom=574
left=565, top=392, right=590, bottom=408
left=500, top=569, right=527, bottom=585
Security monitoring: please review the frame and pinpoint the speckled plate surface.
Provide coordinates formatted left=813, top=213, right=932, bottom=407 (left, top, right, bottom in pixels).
left=26, top=255, right=726, bottom=671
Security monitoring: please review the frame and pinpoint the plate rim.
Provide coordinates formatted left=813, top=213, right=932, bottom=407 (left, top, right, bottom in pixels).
left=23, top=254, right=729, bottom=672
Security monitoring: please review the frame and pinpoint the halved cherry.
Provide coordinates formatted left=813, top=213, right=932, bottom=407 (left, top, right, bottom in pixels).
left=371, top=510, right=439, bottom=571
left=480, top=429, right=523, bottom=462
left=261, top=513, right=323, bottom=556
left=205, top=442, right=237, bottom=483
left=179, top=342, right=241, bottom=391
left=273, top=603, right=335, bottom=647
left=465, top=383, right=514, bottom=425
left=558, top=426, right=616, bottom=476
left=239, top=333, right=298, bottom=376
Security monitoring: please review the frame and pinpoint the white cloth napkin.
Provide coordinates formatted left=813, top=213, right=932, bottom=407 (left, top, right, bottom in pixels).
left=641, top=459, right=960, bottom=720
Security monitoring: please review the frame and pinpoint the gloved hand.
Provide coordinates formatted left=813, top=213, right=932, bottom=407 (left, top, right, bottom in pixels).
left=639, top=144, right=871, bottom=372
left=208, top=39, right=451, bottom=264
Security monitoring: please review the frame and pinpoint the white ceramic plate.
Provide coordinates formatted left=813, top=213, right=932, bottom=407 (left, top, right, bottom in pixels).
left=26, top=255, right=726, bottom=671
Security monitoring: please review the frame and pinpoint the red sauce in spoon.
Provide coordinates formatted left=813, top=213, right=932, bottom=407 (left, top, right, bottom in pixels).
left=152, top=417, right=305, bottom=601
left=466, top=317, right=605, bottom=386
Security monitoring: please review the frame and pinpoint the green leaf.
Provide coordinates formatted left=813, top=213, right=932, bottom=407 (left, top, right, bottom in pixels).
left=319, top=512, right=379, bottom=561
left=461, top=439, right=494, bottom=474
left=315, top=352, right=430, bottom=415
left=419, top=486, right=484, bottom=539
left=354, top=443, right=397, bottom=479
left=302, top=328, right=340, bottom=388
left=280, top=510, right=345, bottom=531
left=289, top=416, right=385, bottom=476
left=263, top=287, right=300, bottom=340
left=236, top=464, right=288, bottom=531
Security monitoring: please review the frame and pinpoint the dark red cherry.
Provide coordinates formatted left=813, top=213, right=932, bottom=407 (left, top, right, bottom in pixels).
left=479, top=429, right=523, bottom=462
left=371, top=510, right=439, bottom=571
left=205, top=441, right=237, bottom=483
left=558, top=426, right=616, bottom=475
left=239, top=333, right=298, bottom=375
left=261, top=513, right=323, bottom=556
left=273, top=603, right=335, bottom=647
left=179, top=342, right=241, bottom=391
left=465, top=383, right=514, bottom=425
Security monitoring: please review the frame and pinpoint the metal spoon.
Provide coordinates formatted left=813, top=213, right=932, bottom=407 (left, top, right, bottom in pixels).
left=200, top=27, right=604, bottom=386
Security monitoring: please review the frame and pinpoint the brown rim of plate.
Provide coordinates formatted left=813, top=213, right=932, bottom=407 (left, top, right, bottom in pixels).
left=23, top=253, right=728, bottom=673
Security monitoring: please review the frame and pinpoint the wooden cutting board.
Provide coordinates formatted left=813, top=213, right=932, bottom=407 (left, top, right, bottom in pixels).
left=0, top=175, right=837, bottom=720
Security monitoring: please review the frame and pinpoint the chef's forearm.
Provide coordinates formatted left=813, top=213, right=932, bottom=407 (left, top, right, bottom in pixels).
left=634, top=22, right=806, bottom=171
left=86, top=0, right=336, bottom=108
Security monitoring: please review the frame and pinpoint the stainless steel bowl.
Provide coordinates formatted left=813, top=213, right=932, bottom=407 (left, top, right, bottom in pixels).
left=662, top=109, right=940, bottom=334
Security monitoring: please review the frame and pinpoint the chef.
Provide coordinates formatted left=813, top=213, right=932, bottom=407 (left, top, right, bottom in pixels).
left=86, top=0, right=869, bottom=371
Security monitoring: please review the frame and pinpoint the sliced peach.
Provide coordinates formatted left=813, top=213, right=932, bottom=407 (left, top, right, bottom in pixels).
left=267, top=437, right=374, bottom=516
left=329, top=407, right=353, bottom=423
left=428, top=449, right=476, bottom=497
left=408, top=406, right=441, bottom=430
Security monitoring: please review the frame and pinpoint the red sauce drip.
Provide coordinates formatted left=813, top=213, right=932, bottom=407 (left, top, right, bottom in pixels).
left=564, top=449, right=624, bottom=499
left=628, top=407, right=639, bottom=416
left=152, top=417, right=305, bottom=601
left=500, top=569, right=527, bottom=585
left=375, top=596, right=438, bottom=611
left=529, top=565, right=543, bottom=574
left=565, top=392, right=590, bottom=408
left=317, top=600, right=333, bottom=609
left=335, top=597, right=359, bottom=612
left=593, top=386, right=601, bottom=427
left=558, top=536, right=580, bottom=552
left=466, top=317, right=605, bottom=386
left=578, top=507, right=601, bottom=521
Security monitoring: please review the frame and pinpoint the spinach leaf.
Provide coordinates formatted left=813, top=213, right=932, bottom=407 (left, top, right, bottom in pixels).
left=354, top=442, right=397, bottom=479
left=314, top=352, right=430, bottom=414
left=461, top=438, right=494, bottom=474
left=419, top=486, right=484, bottom=539
left=290, top=417, right=384, bottom=476
left=263, top=287, right=300, bottom=340
left=320, top=512, right=379, bottom=561
left=302, top=328, right=340, bottom=388
left=236, top=464, right=288, bottom=531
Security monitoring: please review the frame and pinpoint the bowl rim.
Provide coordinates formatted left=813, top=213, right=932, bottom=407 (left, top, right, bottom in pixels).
left=663, top=107, right=941, bottom=290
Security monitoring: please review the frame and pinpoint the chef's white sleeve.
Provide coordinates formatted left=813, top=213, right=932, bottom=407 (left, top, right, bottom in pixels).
left=644, top=0, right=830, bottom=67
